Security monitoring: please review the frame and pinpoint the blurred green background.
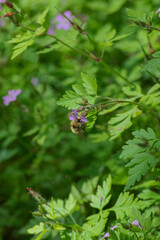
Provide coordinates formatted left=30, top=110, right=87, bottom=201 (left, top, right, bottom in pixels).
left=0, top=0, right=160, bottom=239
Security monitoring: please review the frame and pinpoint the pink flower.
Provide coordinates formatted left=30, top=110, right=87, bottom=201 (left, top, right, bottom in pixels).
left=2, top=89, right=21, bottom=106
left=55, top=10, right=73, bottom=31
left=100, top=225, right=117, bottom=239
left=69, top=110, right=87, bottom=122
left=132, top=220, right=141, bottom=229
left=100, top=232, right=110, bottom=239
left=110, top=225, right=117, bottom=230
left=47, top=21, right=54, bottom=35
left=0, top=0, right=6, bottom=11
left=31, top=77, right=38, bottom=86
left=0, top=19, right=5, bottom=27
left=48, top=25, right=54, bottom=35
left=156, top=8, right=160, bottom=18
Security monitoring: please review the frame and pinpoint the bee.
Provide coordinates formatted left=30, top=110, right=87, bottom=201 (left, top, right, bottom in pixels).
left=70, top=117, right=86, bottom=135
left=69, top=109, right=88, bottom=140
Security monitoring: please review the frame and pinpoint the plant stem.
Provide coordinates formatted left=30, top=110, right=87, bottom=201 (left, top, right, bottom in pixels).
left=100, top=60, right=135, bottom=86
left=94, top=96, right=160, bottom=120
left=14, top=8, right=39, bottom=27
left=47, top=34, right=91, bottom=58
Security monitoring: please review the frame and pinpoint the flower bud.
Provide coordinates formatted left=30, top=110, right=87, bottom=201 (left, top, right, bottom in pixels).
left=5, top=1, right=13, bottom=8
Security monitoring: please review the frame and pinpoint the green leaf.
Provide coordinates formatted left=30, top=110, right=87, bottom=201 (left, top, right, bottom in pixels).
left=122, top=85, right=142, bottom=98
left=98, top=103, right=127, bottom=115
left=81, top=73, right=97, bottom=96
left=35, top=26, right=46, bottom=36
left=101, top=29, right=132, bottom=47
left=140, top=84, right=160, bottom=106
left=11, top=39, right=34, bottom=59
left=37, top=8, right=48, bottom=25
left=8, top=33, right=34, bottom=60
left=89, top=132, right=109, bottom=142
left=23, top=126, right=39, bottom=137
left=126, top=8, right=147, bottom=22
left=57, top=73, right=98, bottom=109
left=143, top=59, right=160, bottom=78
left=90, top=175, right=112, bottom=210
left=28, top=222, right=45, bottom=235
left=71, top=176, right=99, bottom=203
left=57, top=90, right=82, bottom=109
left=83, top=210, right=109, bottom=236
left=109, top=192, right=142, bottom=219
left=65, top=193, right=77, bottom=213
left=85, top=108, right=97, bottom=132
left=51, top=193, right=77, bottom=219
left=8, top=32, right=32, bottom=43
left=138, top=189, right=160, bottom=201
left=120, top=128, right=160, bottom=190
left=108, top=106, right=142, bottom=140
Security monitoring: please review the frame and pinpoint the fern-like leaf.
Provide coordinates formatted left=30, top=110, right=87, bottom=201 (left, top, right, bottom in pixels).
left=109, top=192, right=142, bottom=219
left=120, top=128, right=160, bottom=190
left=108, top=106, right=142, bottom=140
left=90, top=175, right=112, bottom=210
left=57, top=73, right=97, bottom=109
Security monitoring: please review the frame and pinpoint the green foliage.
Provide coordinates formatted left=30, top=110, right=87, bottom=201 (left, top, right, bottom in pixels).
left=57, top=73, right=97, bottom=109
left=121, top=128, right=160, bottom=190
left=110, top=192, right=142, bottom=219
left=140, top=83, right=160, bottom=107
left=108, top=106, right=142, bottom=140
left=90, top=175, right=111, bottom=210
left=101, top=29, right=132, bottom=48
left=8, top=32, right=35, bottom=59
left=8, top=9, right=48, bottom=59
left=1, top=1, right=160, bottom=240
left=36, top=9, right=49, bottom=25
left=83, top=210, right=109, bottom=236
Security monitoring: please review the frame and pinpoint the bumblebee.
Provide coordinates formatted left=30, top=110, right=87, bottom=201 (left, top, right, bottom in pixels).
left=70, top=117, right=86, bottom=135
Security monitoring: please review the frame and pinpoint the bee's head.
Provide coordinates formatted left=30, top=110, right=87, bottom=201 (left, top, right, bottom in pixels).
left=77, top=117, right=81, bottom=122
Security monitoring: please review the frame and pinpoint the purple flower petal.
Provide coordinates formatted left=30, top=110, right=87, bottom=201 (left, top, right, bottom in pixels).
left=56, top=23, right=63, bottom=30
left=81, top=116, right=87, bottom=122
left=55, top=10, right=73, bottom=31
left=2, top=96, right=11, bottom=106
left=132, top=220, right=141, bottom=228
left=100, top=232, right=110, bottom=240
left=48, top=26, right=54, bottom=35
left=0, top=0, right=6, bottom=11
left=8, top=90, right=14, bottom=95
left=72, top=110, right=78, bottom=116
left=31, top=77, right=38, bottom=86
left=156, top=8, right=160, bottom=18
left=63, top=22, right=71, bottom=30
left=69, top=114, right=77, bottom=121
left=56, top=14, right=64, bottom=22
left=64, top=10, right=73, bottom=20
left=15, top=89, right=21, bottom=96
left=2, top=89, right=21, bottom=106
left=0, top=19, right=5, bottom=27
left=110, top=225, right=117, bottom=230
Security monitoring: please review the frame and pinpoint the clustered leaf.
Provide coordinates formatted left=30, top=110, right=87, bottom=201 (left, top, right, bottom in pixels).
left=90, top=175, right=112, bottom=210
left=109, top=192, right=142, bottom=219
left=57, top=73, right=97, bottom=109
left=120, top=128, right=160, bottom=190
left=8, top=9, right=48, bottom=59
left=108, top=106, right=142, bottom=140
